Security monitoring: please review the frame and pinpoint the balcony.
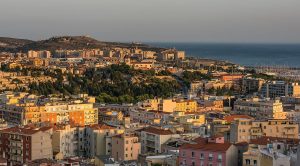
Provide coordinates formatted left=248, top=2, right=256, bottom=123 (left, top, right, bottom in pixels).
left=217, top=158, right=222, bottom=162
left=9, top=150, right=22, bottom=155
left=146, top=137, right=155, bottom=142
left=208, top=157, right=213, bottom=161
left=146, top=141, right=155, bottom=148
left=9, top=137, right=23, bottom=142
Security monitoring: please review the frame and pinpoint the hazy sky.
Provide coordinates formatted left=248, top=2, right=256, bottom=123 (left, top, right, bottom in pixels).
left=1, top=0, right=300, bottom=43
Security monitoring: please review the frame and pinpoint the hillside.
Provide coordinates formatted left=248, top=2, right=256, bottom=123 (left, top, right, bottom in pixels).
left=0, top=36, right=164, bottom=52
left=0, top=37, right=33, bottom=51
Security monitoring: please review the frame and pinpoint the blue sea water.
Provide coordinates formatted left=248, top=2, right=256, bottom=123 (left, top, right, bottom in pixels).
left=148, top=43, right=300, bottom=67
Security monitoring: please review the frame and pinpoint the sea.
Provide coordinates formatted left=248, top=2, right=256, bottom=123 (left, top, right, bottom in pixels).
left=148, top=43, right=300, bottom=67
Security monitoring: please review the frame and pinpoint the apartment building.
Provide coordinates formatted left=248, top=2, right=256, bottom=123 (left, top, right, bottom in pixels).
left=179, top=136, right=238, bottom=166
left=111, top=134, right=141, bottom=161
left=242, top=77, right=265, bottom=94
left=210, top=115, right=254, bottom=139
left=141, top=127, right=179, bottom=154
left=98, top=109, right=124, bottom=125
left=177, top=113, right=206, bottom=132
left=189, top=81, right=203, bottom=93
left=44, top=102, right=98, bottom=126
left=220, top=74, right=244, bottom=82
left=0, top=126, right=52, bottom=165
left=131, top=62, right=154, bottom=70
left=234, top=98, right=285, bottom=120
left=84, top=124, right=124, bottom=158
left=203, top=99, right=224, bottom=109
left=52, top=125, right=78, bottom=159
left=230, top=119, right=299, bottom=143
left=175, top=99, right=198, bottom=112
left=0, top=94, right=98, bottom=126
left=261, top=81, right=300, bottom=98
left=243, top=137, right=299, bottom=166
left=158, top=99, right=177, bottom=113
left=28, top=50, right=51, bottom=58
left=143, top=98, right=197, bottom=113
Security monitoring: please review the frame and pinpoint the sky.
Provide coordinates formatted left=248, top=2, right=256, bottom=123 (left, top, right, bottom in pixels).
left=1, top=0, right=300, bottom=43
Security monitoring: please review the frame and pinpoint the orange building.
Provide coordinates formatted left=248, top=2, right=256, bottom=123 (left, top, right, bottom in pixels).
left=69, top=111, right=85, bottom=126
left=220, top=74, right=244, bottom=82
left=1, top=103, right=97, bottom=126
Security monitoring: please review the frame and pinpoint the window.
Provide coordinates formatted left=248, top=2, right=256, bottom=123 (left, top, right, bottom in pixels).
left=277, top=145, right=281, bottom=150
left=245, top=159, right=250, bottom=165
left=218, top=154, right=222, bottom=161
left=200, top=153, right=204, bottom=159
left=191, top=151, right=195, bottom=157
left=208, top=153, right=213, bottom=161
left=182, top=151, right=186, bottom=157
left=254, top=160, right=257, bottom=166
left=192, top=161, right=195, bottom=166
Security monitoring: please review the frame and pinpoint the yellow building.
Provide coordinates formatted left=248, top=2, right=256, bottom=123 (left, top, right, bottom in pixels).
left=158, top=99, right=176, bottom=113
left=144, top=98, right=197, bottom=113
left=175, top=99, right=197, bottom=112
left=234, top=98, right=284, bottom=120
left=178, top=113, right=205, bottom=132
left=230, top=119, right=299, bottom=143
left=0, top=93, right=98, bottom=126
left=31, top=58, right=44, bottom=67
left=132, top=62, right=154, bottom=70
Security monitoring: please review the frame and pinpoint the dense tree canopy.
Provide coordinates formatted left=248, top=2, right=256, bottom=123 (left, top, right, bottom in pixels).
left=181, top=71, right=212, bottom=86
left=27, top=64, right=181, bottom=103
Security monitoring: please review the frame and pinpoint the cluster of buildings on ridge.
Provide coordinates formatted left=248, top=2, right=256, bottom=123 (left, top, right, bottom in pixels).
left=0, top=47, right=186, bottom=74
left=0, top=45, right=300, bottom=166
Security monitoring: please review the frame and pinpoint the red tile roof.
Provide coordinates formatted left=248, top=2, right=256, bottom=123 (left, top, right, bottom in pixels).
left=181, top=142, right=232, bottom=152
left=0, top=126, right=52, bottom=135
left=180, top=137, right=232, bottom=152
left=234, top=142, right=249, bottom=146
left=89, top=124, right=116, bottom=130
left=224, top=115, right=254, bottom=123
left=142, top=127, right=173, bottom=135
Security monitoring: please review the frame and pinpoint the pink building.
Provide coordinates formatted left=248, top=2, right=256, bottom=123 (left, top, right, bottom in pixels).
left=179, top=136, right=238, bottom=166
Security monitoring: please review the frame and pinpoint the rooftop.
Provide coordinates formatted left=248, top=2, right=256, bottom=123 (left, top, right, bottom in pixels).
left=224, top=114, right=254, bottom=123
left=180, top=137, right=232, bottom=152
left=88, top=124, right=116, bottom=130
left=142, top=127, right=173, bottom=135
left=0, top=126, right=52, bottom=135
